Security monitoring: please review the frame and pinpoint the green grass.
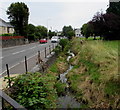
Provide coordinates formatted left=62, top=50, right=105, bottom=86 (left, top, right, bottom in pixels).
left=54, top=81, right=66, bottom=96
left=79, top=36, right=101, bottom=40
left=49, top=63, right=58, bottom=73
left=68, top=37, right=119, bottom=108
left=104, top=81, right=120, bottom=96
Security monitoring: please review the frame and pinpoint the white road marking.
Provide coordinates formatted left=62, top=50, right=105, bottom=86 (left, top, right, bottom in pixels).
left=12, top=50, right=26, bottom=55
left=29, top=46, right=36, bottom=49
left=1, top=43, right=53, bottom=76
left=0, top=53, right=38, bottom=76
left=3, top=42, right=38, bottom=50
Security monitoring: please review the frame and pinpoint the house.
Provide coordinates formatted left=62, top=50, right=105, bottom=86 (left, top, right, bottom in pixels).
left=75, top=28, right=81, bottom=37
left=0, top=18, right=14, bottom=35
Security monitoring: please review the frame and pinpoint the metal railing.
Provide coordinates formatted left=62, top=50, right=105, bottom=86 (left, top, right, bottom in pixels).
left=0, top=90, right=27, bottom=110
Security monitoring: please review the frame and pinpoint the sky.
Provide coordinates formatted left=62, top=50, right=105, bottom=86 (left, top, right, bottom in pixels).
left=0, top=0, right=109, bottom=31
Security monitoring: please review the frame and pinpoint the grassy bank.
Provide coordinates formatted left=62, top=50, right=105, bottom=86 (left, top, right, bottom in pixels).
left=67, top=38, right=120, bottom=108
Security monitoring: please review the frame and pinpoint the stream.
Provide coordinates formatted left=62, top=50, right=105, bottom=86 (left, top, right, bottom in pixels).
left=57, top=51, right=81, bottom=108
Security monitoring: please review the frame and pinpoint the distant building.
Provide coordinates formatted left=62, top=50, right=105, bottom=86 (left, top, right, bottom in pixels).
left=0, top=18, right=14, bottom=35
left=57, top=31, right=62, bottom=36
left=75, top=28, right=81, bottom=37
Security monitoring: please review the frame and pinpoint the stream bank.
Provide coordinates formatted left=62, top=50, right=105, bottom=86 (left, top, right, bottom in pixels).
left=57, top=51, right=81, bottom=108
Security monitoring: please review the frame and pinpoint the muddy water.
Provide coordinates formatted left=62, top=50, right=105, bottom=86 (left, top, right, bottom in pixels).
left=57, top=52, right=81, bottom=108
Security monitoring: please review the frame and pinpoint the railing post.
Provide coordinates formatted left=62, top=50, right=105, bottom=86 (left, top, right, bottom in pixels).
left=2, top=97, right=5, bottom=109
left=49, top=45, right=51, bottom=54
left=38, top=51, right=41, bottom=64
left=52, top=44, right=54, bottom=50
left=6, top=64, right=11, bottom=88
left=25, top=56, right=28, bottom=74
left=45, top=47, right=46, bottom=58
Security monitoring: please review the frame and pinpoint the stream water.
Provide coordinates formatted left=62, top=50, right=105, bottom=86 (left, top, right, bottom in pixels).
left=57, top=52, right=81, bottom=109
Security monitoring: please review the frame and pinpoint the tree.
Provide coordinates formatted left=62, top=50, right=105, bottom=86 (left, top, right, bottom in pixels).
left=62, top=25, right=75, bottom=39
left=48, top=30, right=56, bottom=39
left=27, top=24, right=36, bottom=41
left=91, top=12, right=120, bottom=40
left=107, top=1, right=120, bottom=16
left=81, top=23, right=93, bottom=39
left=7, top=2, right=29, bottom=37
left=36, top=26, right=47, bottom=39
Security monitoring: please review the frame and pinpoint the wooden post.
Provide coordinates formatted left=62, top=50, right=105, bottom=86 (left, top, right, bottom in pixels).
left=25, top=56, right=28, bottom=74
left=49, top=45, right=51, bottom=54
left=45, top=47, right=46, bottom=58
left=6, top=64, right=11, bottom=88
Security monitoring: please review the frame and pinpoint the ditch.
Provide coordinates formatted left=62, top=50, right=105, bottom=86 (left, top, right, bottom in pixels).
left=57, top=51, right=81, bottom=108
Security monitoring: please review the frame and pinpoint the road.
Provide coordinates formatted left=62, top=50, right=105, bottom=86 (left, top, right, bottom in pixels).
left=1, top=40, right=56, bottom=74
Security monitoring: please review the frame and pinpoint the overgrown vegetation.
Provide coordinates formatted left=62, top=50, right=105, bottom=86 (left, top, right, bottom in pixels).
left=5, top=72, right=57, bottom=109
left=4, top=43, right=69, bottom=109
left=4, top=37, right=119, bottom=109
left=67, top=37, right=120, bottom=108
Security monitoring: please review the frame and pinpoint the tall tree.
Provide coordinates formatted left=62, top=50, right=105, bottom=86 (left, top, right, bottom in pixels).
left=81, top=23, right=94, bottom=39
left=7, top=2, right=29, bottom=37
left=36, top=26, right=47, bottom=39
left=62, top=25, right=75, bottom=39
left=107, top=1, right=120, bottom=16
left=27, top=24, right=36, bottom=41
left=91, top=12, right=120, bottom=40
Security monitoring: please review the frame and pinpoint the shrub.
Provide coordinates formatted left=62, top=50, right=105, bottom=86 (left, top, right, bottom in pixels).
left=5, top=72, right=57, bottom=109
left=59, top=39, right=69, bottom=51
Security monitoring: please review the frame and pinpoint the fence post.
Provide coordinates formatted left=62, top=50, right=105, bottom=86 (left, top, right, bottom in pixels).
left=52, top=44, right=54, bottom=50
left=25, top=56, right=28, bottom=74
left=49, top=45, right=51, bottom=54
left=38, top=51, right=41, bottom=63
left=6, top=64, right=11, bottom=88
left=45, top=47, right=46, bottom=58
left=2, top=97, right=4, bottom=109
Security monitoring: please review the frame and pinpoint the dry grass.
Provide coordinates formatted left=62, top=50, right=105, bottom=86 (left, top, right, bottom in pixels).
left=68, top=38, right=120, bottom=108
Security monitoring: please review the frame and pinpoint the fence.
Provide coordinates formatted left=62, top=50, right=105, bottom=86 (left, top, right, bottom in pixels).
left=1, top=43, right=57, bottom=109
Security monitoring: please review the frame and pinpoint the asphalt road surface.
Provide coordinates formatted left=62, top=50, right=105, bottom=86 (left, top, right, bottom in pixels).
left=1, top=40, right=56, bottom=74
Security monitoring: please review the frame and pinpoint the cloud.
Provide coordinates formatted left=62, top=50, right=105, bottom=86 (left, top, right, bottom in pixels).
left=53, top=2, right=108, bottom=30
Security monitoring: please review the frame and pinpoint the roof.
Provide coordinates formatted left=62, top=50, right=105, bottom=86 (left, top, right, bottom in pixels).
left=0, top=18, right=13, bottom=28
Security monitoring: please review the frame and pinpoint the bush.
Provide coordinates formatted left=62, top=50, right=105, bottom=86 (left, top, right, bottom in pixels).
left=59, top=39, right=69, bottom=51
left=53, top=45, right=62, bottom=55
left=5, top=72, right=57, bottom=109
left=0, top=33, right=13, bottom=36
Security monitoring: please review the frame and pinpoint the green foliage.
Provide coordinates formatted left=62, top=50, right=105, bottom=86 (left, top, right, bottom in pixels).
left=62, top=25, right=75, bottom=39
left=7, top=72, right=57, bottom=109
left=107, top=1, right=120, bottom=16
left=7, top=2, right=29, bottom=36
left=49, top=63, right=58, bottom=73
left=36, top=26, right=47, bottom=39
left=81, top=23, right=94, bottom=39
left=54, top=81, right=66, bottom=96
left=0, top=33, right=13, bottom=36
left=27, top=24, right=36, bottom=40
left=104, top=81, right=120, bottom=96
left=0, top=33, right=20, bottom=36
left=59, top=39, right=69, bottom=51
left=48, top=30, right=56, bottom=38
left=53, top=45, right=62, bottom=55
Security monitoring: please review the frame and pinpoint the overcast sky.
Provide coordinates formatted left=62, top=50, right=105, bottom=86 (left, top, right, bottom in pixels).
left=0, top=0, right=109, bottom=31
